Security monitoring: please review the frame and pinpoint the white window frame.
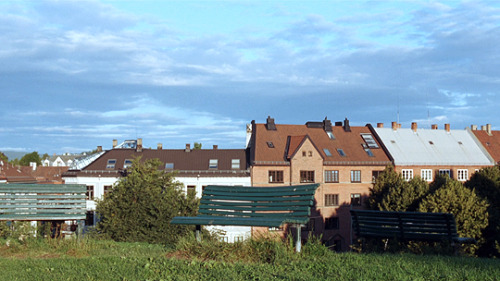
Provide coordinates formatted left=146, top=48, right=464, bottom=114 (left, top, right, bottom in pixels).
left=231, top=159, right=240, bottom=169
left=421, top=169, right=433, bottom=182
left=106, top=159, right=116, bottom=169
left=324, top=170, right=339, bottom=183
left=209, top=159, right=218, bottom=169
left=457, top=169, right=468, bottom=181
left=401, top=169, right=413, bottom=181
left=439, top=169, right=451, bottom=177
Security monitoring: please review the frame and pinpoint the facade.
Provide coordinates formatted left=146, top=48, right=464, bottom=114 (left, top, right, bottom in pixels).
left=248, top=117, right=391, bottom=251
left=43, top=154, right=81, bottom=167
left=371, top=122, right=495, bottom=182
left=62, top=139, right=251, bottom=242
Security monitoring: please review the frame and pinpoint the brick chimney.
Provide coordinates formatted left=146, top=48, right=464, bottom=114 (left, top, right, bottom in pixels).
left=185, top=143, right=191, bottom=152
left=97, top=146, right=102, bottom=152
left=487, top=124, right=492, bottom=135
left=377, top=123, right=384, bottom=128
left=213, top=145, right=218, bottom=150
left=471, top=125, right=477, bottom=131
left=266, top=116, right=277, bottom=130
left=112, top=139, right=118, bottom=148
left=444, top=124, right=450, bottom=132
left=136, top=138, right=143, bottom=152
left=431, top=124, right=438, bottom=130
left=392, top=121, right=398, bottom=131
left=411, top=122, right=417, bottom=132
left=157, top=143, right=162, bottom=150
left=343, top=118, right=351, bottom=132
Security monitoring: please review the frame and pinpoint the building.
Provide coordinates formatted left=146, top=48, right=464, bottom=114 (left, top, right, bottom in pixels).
left=62, top=139, right=251, bottom=242
left=0, top=160, right=36, bottom=183
left=248, top=117, right=392, bottom=251
left=469, top=124, right=500, bottom=164
left=371, top=122, right=495, bottom=182
left=42, top=154, right=82, bottom=167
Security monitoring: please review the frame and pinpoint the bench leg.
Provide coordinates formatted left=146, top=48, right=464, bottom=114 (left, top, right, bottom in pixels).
left=195, top=225, right=201, bottom=242
left=296, top=224, right=302, bottom=253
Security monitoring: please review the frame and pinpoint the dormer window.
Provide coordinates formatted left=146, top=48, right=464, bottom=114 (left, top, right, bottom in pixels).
left=124, top=159, right=133, bottom=169
left=209, top=159, right=218, bottom=169
left=106, top=159, right=116, bottom=169
left=165, top=163, right=174, bottom=170
left=231, top=159, right=240, bottom=169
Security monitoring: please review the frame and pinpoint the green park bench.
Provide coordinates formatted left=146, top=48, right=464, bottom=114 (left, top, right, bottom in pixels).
left=171, top=184, right=319, bottom=252
left=0, top=184, right=87, bottom=237
left=350, top=209, right=476, bottom=250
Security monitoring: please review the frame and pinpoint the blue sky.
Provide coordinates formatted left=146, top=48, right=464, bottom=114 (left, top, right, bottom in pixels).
left=1, top=0, right=499, bottom=155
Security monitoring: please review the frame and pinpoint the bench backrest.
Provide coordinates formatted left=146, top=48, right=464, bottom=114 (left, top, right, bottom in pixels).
left=199, top=184, right=319, bottom=224
left=350, top=210, right=459, bottom=242
left=0, top=184, right=87, bottom=221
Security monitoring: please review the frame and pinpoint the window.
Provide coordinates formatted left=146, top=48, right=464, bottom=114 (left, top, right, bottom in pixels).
left=106, top=159, right=116, bottom=169
left=269, top=226, right=283, bottom=231
left=209, top=159, right=218, bottom=169
left=266, top=141, right=274, bottom=148
left=308, top=151, right=313, bottom=157
left=269, top=170, right=284, bottom=183
left=421, top=169, right=433, bottom=182
left=457, top=169, right=468, bottom=181
left=86, top=185, right=94, bottom=200
left=165, top=163, right=174, bottom=169
left=235, top=236, right=245, bottom=242
left=302, top=151, right=306, bottom=157
left=402, top=169, right=413, bottom=181
left=364, top=148, right=374, bottom=157
left=372, top=171, right=383, bottom=182
left=325, top=194, right=339, bottom=206
left=104, top=185, right=113, bottom=196
left=350, top=170, right=361, bottom=183
left=323, top=148, right=332, bottom=157
left=187, top=185, right=196, bottom=195
left=324, top=170, right=339, bottom=183
left=85, top=211, right=95, bottom=226
left=361, top=134, right=379, bottom=148
left=326, top=131, right=335, bottom=139
left=231, top=159, right=240, bottom=169
left=337, top=149, right=346, bottom=157
left=351, top=193, right=361, bottom=206
left=439, top=169, right=451, bottom=177
left=325, top=217, right=339, bottom=230
left=300, top=170, right=315, bottom=183
left=123, top=159, right=133, bottom=169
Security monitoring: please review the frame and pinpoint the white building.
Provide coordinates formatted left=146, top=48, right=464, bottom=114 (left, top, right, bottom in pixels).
left=63, top=139, right=251, bottom=242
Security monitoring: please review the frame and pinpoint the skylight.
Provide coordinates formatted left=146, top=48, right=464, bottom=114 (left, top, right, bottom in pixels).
left=323, top=148, right=332, bottom=157
left=364, top=148, right=374, bottom=157
left=361, top=134, right=379, bottom=148
left=326, top=131, right=335, bottom=140
left=266, top=141, right=274, bottom=148
left=337, top=149, right=346, bottom=157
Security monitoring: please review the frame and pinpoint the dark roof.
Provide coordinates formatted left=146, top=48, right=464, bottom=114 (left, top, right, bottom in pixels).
left=251, top=120, right=391, bottom=166
left=0, top=163, right=36, bottom=183
left=64, top=148, right=249, bottom=178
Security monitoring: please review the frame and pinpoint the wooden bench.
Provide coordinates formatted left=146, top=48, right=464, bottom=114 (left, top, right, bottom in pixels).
left=171, top=184, right=319, bottom=252
left=350, top=210, right=476, bottom=250
left=0, top=184, right=87, bottom=237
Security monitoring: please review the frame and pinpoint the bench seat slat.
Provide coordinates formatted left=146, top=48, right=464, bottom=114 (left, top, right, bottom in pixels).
left=202, top=195, right=314, bottom=202
left=170, top=216, right=309, bottom=227
left=204, top=185, right=318, bottom=194
left=199, top=204, right=310, bottom=212
left=199, top=199, right=313, bottom=207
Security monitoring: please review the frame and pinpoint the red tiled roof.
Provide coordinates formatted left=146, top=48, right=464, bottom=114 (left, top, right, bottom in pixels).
left=472, top=130, right=500, bottom=163
left=0, top=164, right=36, bottom=183
left=252, top=122, right=391, bottom=165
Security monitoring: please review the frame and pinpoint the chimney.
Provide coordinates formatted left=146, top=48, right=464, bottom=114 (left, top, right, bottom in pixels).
left=377, top=123, right=384, bottom=128
left=343, top=118, right=351, bottom=132
left=481, top=125, right=486, bottom=131
left=487, top=124, right=492, bottom=135
left=392, top=121, right=398, bottom=131
left=431, top=124, right=438, bottom=130
left=471, top=125, right=477, bottom=131
left=266, top=116, right=277, bottom=130
left=445, top=124, right=450, bottom=132
left=157, top=143, right=162, bottom=150
left=97, top=146, right=102, bottom=152
left=136, top=138, right=143, bottom=152
left=213, top=145, right=218, bottom=150
left=185, top=143, right=191, bottom=152
left=323, top=117, right=333, bottom=132
left=411, top=122, right=417, bottom=132
left=112, top=139, right=118, bottom=148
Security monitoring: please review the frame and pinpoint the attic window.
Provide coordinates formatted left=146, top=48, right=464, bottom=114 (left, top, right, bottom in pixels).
left=323, top=148, right=332, bottom=157
left=337, top=149, right=346, bottom=157
left=458, top=141, right=463, bottom=145
left=364, top=148, right=374, bottom=157
left=106, top=159, right=116, bottom=169
left=361, top=134, right=379, bottom=148
left=209, top=159, right=218, bottom=169
left=429, top=141, right=434, bottom=145
left=266, top=141, right=274, bottom=148
left=165, top=163, right=174, bottom=169
left=326, top=131, right=335, bottom=140
left=123, top=159, right=133, bottom=169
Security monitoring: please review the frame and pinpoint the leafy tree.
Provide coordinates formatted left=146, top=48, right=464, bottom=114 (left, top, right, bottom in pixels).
left=418, top=177, right=489, bottom=256
left=193, top=142, right=202, bottom=150
left=19, top=151, right=41, bottom=166
left=465, top=166, right=500, bottom=257
left=96, top=157, right=199, bottom=245
left=0, top=152, right=7, bottom=162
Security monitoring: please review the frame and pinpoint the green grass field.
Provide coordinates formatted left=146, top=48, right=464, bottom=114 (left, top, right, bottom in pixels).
left=0, top=238, right=498, bottom=280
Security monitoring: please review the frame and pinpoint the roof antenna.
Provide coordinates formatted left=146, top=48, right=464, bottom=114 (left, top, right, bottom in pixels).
left=397, top=93, right=400, bottom=124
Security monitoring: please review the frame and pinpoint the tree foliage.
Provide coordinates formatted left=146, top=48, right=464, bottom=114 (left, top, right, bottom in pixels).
left=19, top=151, right=41, bottom=166
left=96, top=157, right=199, bottom=244
left=465, top=166, right=500, bottom=257
left=0, top=152, right=7, bottom=162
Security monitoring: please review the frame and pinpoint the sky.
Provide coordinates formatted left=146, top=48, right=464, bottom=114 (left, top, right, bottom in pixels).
left=1, top=0, right=500, bottom=155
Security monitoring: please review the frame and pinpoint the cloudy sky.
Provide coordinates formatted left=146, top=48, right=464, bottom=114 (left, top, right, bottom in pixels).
left=1, top=0, right=499, bottom=155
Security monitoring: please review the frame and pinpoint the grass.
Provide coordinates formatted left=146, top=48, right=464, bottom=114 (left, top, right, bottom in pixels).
left=0, top=237, right=499, bottom=280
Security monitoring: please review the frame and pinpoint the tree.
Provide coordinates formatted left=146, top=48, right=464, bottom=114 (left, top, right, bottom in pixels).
left=96, top=157, right=199, bottom=244
left=19, top=151, right=41, bottom=166
left=193, top=142, right=202, bottom=150
left=419, top=177, right=489, bottom=256
left=0, top=152, right=7, bottom=162
left=465, top=166, right=500, bottom=257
